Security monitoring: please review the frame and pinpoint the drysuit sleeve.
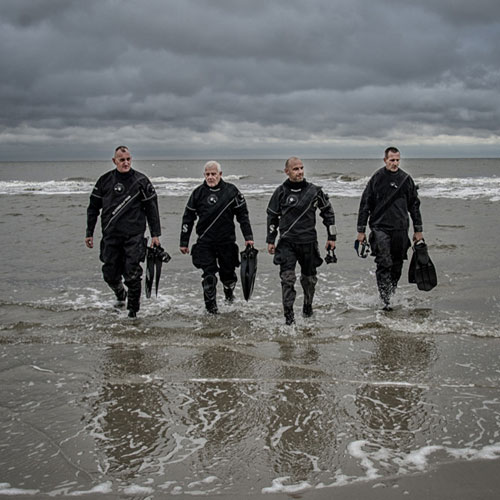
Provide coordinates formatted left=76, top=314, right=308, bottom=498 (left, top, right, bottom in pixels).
left=356, top=178, right=375, bottom=233
left=180, top=191, right=198, bottom=247
left=142, top=181, right=161, bottom=237
left=407, top=178, right=423, bottom=232
left=86, top=180, right=103, bottom=237
left=317, top=189, right=337, bottom=240
left=266, top=187, right=282, bottom=244
left=234, top=191, right=253, bottom=241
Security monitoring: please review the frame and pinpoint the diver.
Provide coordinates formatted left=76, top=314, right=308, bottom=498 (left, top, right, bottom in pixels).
left=356, top=146, right=423, bottom=310
left=85, top=145, right=162, bottom=318
left=267, top=156, right=337, bottom=325
left=179, top=161, right=254, bottom=314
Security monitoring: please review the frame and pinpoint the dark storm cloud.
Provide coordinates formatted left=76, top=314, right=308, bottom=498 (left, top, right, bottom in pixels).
left=1, top=0, right=499, bottom=159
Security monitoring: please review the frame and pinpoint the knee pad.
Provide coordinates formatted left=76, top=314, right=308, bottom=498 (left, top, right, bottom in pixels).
left=300, top=274, right=317, bottom=287
left=202, top=275, right=218, bottom=301
left=280, top=269, right=296, bottom=286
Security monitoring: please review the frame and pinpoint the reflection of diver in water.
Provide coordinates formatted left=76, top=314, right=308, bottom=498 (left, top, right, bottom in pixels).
left=261, top=343, right=339, bottom=483
left=354, top=331, right=437, bottom=453
left=89, top=346, right=166, bottom=478
left=264, top=378, right=338, bottom=482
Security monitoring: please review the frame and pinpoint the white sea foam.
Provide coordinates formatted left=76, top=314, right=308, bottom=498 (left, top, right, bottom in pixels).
left=1, top=175, right=499, bottom=200
left=0, top=483, right=39, bottom=496
left=349, top=440, right=500, bottom=477
left=68, top=481, right=113, bottom=495
left=261, top=476, right=311, bottom=494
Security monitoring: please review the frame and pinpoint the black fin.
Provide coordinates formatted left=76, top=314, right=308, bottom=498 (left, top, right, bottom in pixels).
left=408, top=240, right=437, bottom=291
left=145, top=247, right=155, bottom=298
left=240, top=245, right=258, bottom=301
left=145, top=245, right=171, bottom=298
left=154, top=257, right=162, bottom=297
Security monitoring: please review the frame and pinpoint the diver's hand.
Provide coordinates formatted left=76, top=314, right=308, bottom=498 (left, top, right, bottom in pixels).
left=151, top=236, right=160, bottom=247
left=180, top=246, right=189, bottom=254
left=326, top=240, right=336, bottom=250
left=356, top=232, right=366, bottom=243
left=85, top=237, right=93, bottom=249
left=413, top=232, right=423, bottom=242
left=245, top=240, right=254, bottom=247
left=267, top=243, right=275, bottom=255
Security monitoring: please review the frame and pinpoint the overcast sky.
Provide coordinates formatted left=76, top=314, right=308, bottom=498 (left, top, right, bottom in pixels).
left=1, top=0, right=500, bottom=160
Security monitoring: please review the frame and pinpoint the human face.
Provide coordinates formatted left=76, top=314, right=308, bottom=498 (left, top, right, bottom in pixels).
left=285, top=158, right=304, bottom=182
left=384, top=151, right=400, bottom=172
left=113, top=148, right=132, bottom=173
left=204, top=165, right=222, bottom=187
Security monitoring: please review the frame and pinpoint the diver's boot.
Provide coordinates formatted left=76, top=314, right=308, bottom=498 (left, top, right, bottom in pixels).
left=378, top=279, right=393, bottom=311
left=223, top=281, right=236, bottom=303
left=284, top=307, right=295, bottom=325
left=381, top=293, right=392, bottom=311
left=302, top=303, right=313, bottom=318
left=125, top=279, right=141, bottom=318
left=203, top=275, right=218, bottom=314
left=109, top=282, right=127, bottom=308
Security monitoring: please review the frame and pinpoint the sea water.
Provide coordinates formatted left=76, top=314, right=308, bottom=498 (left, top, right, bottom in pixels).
left=0, top=158, right=499, bottom=497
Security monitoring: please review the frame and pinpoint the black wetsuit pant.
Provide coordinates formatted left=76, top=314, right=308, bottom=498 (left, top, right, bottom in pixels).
left=369, top=228, right=411, bottom=304
left=273, top=240, right=322, bottom=313
left=100, top=232, right=146, bottom=312
left=191, top=241, right=240, bottom=308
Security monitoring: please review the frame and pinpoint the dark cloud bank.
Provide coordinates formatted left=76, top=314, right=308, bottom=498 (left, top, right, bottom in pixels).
left=1, top=0, right=499, bottom=159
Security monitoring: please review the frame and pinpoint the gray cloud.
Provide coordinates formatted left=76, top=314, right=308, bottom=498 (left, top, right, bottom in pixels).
left=1, top=0, right=499, bottom=159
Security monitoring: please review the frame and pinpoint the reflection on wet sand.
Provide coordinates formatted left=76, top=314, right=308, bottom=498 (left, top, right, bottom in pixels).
left=90, top=346, right=168, bottom=479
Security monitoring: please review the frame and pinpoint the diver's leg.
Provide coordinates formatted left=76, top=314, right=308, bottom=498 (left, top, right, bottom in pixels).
left=372, top=229, right=393, bottom=308
left=298, top=242, right=320, bottom=317
left=277, top=242, right=298, bottom=324
left=218, top=242, right=239, bottom=303
left=202, top=274, right=218, bottom=314
left=100, top=234, right=127, bottom=304
left=389, top=230, right=411, bottom=296
left=300, top=274, right=318, bottom=317
left=199, top=246, right=219, bottom=314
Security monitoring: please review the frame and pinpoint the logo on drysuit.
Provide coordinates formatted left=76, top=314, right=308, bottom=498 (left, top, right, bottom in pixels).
left=207, top=194, right=218, bottom=205
left=182, top=224, right=188, bottom=233
left=114, top=183, right=125, bottom=194
left=286, top=195, right=298, bottom=206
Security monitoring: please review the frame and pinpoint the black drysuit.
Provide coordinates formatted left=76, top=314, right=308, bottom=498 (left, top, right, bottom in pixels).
left=266, top=179, right=336, bottom=314
left=180, top=179, right=253, bottom=309
left=357, top=167, right=422, bottom=303
left=86, top=168, right=161, bottom=312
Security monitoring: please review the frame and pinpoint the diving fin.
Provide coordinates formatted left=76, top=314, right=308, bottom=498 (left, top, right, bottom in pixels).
left=408, top=240, right=437, bottom=291
left=145, top=244, right=171, bottom=298
left=240, top=244, right=258, bottom=301
left=145, top=247, right=155, bottom=298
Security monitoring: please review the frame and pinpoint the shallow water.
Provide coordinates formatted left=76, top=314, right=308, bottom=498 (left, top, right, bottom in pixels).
left=1, top=159, right=499, bottom=497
